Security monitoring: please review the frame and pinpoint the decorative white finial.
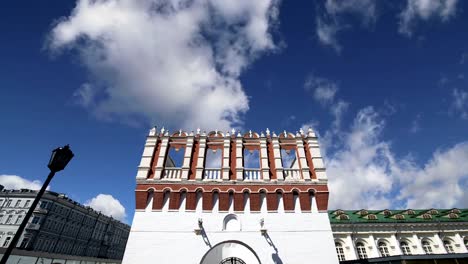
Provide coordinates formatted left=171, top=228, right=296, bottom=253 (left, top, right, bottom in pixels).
left=266, top=128, right=270, bottom=136
left=179, top=129, right=182, bottom=136
left=190, top=131, right=194, bottom=136
left=161, top=127, right=165, bottom=135
left=202, top=131, right=206, bottom=136
left=215, top=129, right=218, bottom=135
left=260, top=131, right=265, bottom=137
left=231, top=128, right=236, bottom=136
left=196, top=128, right=201, bottom=135
left=283, top=130, right=287, bottom=137
left=299, top=128, right=304, bottom=135
left=307, top=127, right=314, bottom=137
left=272, top=131, right=277, bottom=137
left=237, top=130, right=242, bottom=137
left=296, top=131, right=301, bottom=137
left=249, top=130, right=252, bottom=138
left=226, top=131, right=230, bottom=137
left=164, top=129, right=169, bottom=136
left=149, top=126, right=156, bottom=136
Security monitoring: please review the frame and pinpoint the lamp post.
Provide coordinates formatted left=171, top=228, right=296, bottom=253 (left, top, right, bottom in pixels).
left=0, top=145, right=74, bottom=264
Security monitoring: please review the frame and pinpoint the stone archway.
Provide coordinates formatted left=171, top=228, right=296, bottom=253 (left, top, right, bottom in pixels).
left=200, top=240, right=261, bottom=264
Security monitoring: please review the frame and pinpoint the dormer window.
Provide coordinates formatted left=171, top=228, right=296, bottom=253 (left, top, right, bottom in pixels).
left=339, top=214, right=350, bottom=220
left=428, top=209, right=438, bottom=215
left=367, top=214, right=377, bottom=220
left=395, top=214, right=405, bottom=220
left=357, top=209, right=368, bottom=216
left=450, top=208, right=461, bottom=214
left=383, top=210, right=392, bottom=217
left=334, top=210, right=345, bottom=215
left=422, top=213, right=432, bottom=219
left=448, top=213, right=459, bottom=219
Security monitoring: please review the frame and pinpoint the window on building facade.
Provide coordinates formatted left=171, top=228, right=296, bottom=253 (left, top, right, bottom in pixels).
left=465, top=238, right=468, bottom=250
left=443, top=240, right=455, bottom=253
left=0, top=215, right=4, bottom=222
left=378, top=242, right=390, bottom=257
left=422, top=213, right=432, bottom=219
left=15, top=200, right=21, bottom=207
left=335, top=242, right=346, bottom=261
left=24, top=200, right=30, bottom=207
left=32, top=216, right=41, bottom=224
left=400, top=241, right=412, bottom=255
left=356, top=242, right=367, bottom=259
left=15, top=215, right=23, bottom=224
left=422, top=240, right=433, bottom=254
left=20, top=238, right=29, bottom=248
left=5, top=200, right=11, bottom=207
left=3, top=237, right=12, bottom=247
left=5, top=215, right=13, bottom=224
left=220, top=257, right=246, bottom=264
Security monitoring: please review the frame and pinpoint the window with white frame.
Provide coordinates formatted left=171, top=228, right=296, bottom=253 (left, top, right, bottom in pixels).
left=5, top=200, right=11, bottom=207
left=15, top=200, right=21, bottom=207
left=335, top=242, right=346, bottom=261
left=422, top=240, right=433, bottom=254
left=15, top=215, right=23, bottom=224
left=24, top=200, right=30, bottom=207
left=356, top=242, right=368, bottom=259
left=443, top=240, right=455, bottom=254
left=5, top=215, right=13, bottom=224
left=400, top=241, right=412, bottom=255
left=378, top=241, right=390, bottom=257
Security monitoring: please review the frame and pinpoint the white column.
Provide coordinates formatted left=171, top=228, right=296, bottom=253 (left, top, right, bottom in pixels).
left=195, top=136, right=207, bottom=180
left=136, top=129, right=158, bottom=179
left=259, top=137, right=270, bottom=181
left=236, top=137, right=244, bottom=181
left=433, top=233, right=446, bottom=254
left=368, top=234, right=380, bottom=258
left=390, top=234, right=403, bottom=256
left=222, top=136, right=230, bottom=180
left=454, top=233, right=468, bottom=253
left=181, top=136, right=194, bottom=180
left=153, top=136, right=169, bottom=180
left=412, top=233, right=424, bottom=255
left=295, top=138, right=310, bottom=180
left=272, top=136, right=283, bottom=180
left=345, top=234, right=358, bottom=260
left=306, top=129, right=327, bottom=182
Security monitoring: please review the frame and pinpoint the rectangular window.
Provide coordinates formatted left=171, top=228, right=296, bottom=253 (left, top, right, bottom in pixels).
left=3, top=237, right=12, bottom=247
left=40, top=201, right=48, bottom=209
left=5, top=215, right=13, bottom=224
left=15, top=200, right=21, bottom=207
left=15, top=215, right=23, bottom=224
left=0, top=215, right=4, bottom=222
left=5, top=200, right=12, bottom=207
left=32, top=216, right=41, bottom=224
left=24, top=200, right=30, bottom=207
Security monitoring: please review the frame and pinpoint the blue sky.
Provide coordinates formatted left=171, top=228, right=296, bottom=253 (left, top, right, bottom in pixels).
left=1, top=0, right=468, bottom=223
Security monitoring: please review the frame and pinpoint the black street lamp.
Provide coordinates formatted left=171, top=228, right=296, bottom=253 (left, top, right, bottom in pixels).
left=0, top=145, right=74, bottom=264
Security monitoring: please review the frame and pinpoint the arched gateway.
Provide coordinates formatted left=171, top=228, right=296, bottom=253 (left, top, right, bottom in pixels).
left=200, top=241, right=261, bottom=264
left=122, top=127, right=339, bottom=264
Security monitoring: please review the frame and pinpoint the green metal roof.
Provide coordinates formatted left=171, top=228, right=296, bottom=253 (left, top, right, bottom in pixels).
left=328, top=208, right=468, bottom=224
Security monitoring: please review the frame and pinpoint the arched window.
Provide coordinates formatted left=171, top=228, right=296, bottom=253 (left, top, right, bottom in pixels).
left=422, top=240, right=433, bottom=254
left=400, top=241, right=412, bottom=255
left=356, top=242, right=367, bottom=259
left=220, top=257, right=246, bottom=264
left=335, top=242, right=346, bottom=261
left=443, top=240, right=455, bottom=254
left=378, top=242, right=390, bottom=257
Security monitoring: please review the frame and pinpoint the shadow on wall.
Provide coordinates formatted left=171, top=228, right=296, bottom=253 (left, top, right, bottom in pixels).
left=263, top=232, right=283, bottom=264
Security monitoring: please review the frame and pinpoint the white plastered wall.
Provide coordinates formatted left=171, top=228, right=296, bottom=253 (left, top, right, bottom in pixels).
left=122, top=211, right=339, bottom=264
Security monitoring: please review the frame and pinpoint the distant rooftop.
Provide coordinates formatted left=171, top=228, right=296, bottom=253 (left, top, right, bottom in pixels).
left=329, top=208, right=468, bottom=223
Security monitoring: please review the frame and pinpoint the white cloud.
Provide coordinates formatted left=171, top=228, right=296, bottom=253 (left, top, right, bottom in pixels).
left=315, top=0, right=376, bottom=52
left=85, top=194, right=127, bottom=222
left=0, top=175, right=46, bottom=190
left=409, top=114, right=421, bottom=133
left=321, top=106, right=468, bottom=209
left=399, top=0, right=458, bottom=37
left=48, top=0, right=280, bottom=130
left=451, top=88, right=468, bottom=119
left=305, top=75, right=338, bottom=104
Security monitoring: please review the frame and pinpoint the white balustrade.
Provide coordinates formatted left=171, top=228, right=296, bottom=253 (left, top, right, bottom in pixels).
left=204, top=168, right=222, bottom=180
left=162, top=168, right=182, bottom=179
left=244, top=169, right=261, bottom=181
left=283, top=168, right=301, bottom=180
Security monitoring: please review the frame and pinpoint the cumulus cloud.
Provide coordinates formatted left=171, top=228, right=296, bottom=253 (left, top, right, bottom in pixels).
left=315, top=0, right=377, bottom=52
left=305, top=75, right=338, bottom=104
left=0, top=175, right=46, bottom=190
left=321, top=106, right=468, bottom=209
left=85, top=194, right=127, bottom=222
left=451, top=88, right=468, bottom=119
left=48, top=0, right=280, bottom=130
left=399, top=0, right=458, bottom=37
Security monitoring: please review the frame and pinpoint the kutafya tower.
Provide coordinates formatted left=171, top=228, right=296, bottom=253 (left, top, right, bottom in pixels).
left=122, top=127, right=338, bottom=264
